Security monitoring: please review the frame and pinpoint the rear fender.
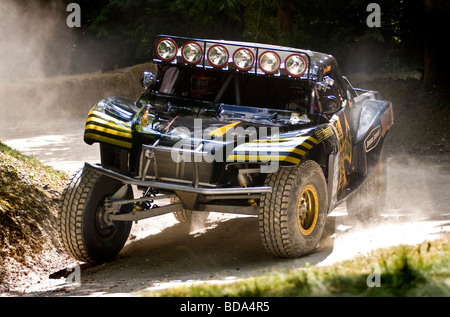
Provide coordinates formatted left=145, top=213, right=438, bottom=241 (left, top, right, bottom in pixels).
left=356, top=99, right=393, bottom=143
left=354, top=99, right=393, bottom=175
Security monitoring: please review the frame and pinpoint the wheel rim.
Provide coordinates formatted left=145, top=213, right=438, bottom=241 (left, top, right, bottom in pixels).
left=94, top=197, right=118, bottom=240
left=297, top=184, right=319, bottom=236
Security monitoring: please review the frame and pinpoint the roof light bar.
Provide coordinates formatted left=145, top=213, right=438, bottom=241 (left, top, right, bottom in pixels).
left=152, top=36, right=310, bottom=78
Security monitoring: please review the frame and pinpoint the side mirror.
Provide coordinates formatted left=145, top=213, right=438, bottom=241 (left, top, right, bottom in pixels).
left=316, top=75, right=334, bottom=92
left=140, top=71, right=156, bottom=89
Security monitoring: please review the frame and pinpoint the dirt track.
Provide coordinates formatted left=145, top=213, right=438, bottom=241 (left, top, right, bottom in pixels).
left=2, top=122, right=449, bottom=297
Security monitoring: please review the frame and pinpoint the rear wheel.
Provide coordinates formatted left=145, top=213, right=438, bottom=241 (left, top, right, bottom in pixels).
left=171, top=197, right=209, bottom=225
left=346, top=148, right=387, bottom=221
left=259, top=160, right=328, bottom=258
left=57, top=168, right=133, bottom=263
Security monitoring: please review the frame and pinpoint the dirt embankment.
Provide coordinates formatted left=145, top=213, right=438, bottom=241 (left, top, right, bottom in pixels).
left=0, top=145, right=70, bottom=293
left=0, top=63, right=156, bottom=123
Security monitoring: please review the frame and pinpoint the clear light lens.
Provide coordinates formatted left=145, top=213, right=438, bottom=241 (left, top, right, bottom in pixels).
left=285, top=54, right=307, bottom=77
left=207, top=45, right=229, bottom=68
left=156, top=38, right=177, bottom=62
left=233, top=48, right=255, bottom=71
left=259, top=51, right=281, bottom=74
left=182, top=41, right=203, bottom=64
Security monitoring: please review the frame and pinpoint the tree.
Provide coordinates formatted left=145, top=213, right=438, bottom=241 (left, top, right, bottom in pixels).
left=423, top=0, right=450, bottom=84
left=71, top=0, right=245, bottom=72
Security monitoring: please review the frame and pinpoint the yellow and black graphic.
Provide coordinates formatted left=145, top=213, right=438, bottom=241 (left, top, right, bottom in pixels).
left=330, top=112, right=352, bottom=191
left=227, top=135, right=319, bottom=165
left=84, top=109, right=133, bottom=149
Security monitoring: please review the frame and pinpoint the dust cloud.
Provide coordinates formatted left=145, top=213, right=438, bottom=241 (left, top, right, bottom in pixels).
left=0, top=0, right=73, bottom=82
left=0, top=0, right=75, bottom=126
left=0, top=1, right=152, bottom=129
left=319, top=152, right=450, bottom=265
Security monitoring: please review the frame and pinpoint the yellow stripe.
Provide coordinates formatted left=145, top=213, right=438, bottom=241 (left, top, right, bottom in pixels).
left=84, top=133, right=132, bottom=149
left=89, top=108, right=131, bottom=127
left=247, top=136, right=316, bottom=149
left=87, top=115, right=131, bottom=131
left=307, top=136, right=319, bottom=144
left=291, top=147, right=306, bottom=156
left=235, top=146, right=306, bottom=157
left=208, top=121, right=242, bottom=137
left=300, top=142, right=313, bottom=149
left=256, top=136, right=307, bottom=142
left=227, top=154, right=300, bottom=165
left=85, top=124, right=132, bottom=139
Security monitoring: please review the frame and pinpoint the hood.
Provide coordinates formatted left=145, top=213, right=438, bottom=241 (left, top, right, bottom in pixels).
left=85, top=94, right=328, bottom=168
left=137, top=94, right=318, bottom=145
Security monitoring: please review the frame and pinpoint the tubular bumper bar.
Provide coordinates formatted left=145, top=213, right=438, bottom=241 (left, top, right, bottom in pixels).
left=84, top=163, right=271, bottom=195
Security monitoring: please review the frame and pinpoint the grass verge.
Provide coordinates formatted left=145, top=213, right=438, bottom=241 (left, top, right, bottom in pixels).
left=148, top=235, right=449, bottom=297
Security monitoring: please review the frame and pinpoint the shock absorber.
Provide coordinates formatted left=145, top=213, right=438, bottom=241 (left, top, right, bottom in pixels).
left=237, top=170, right=258, bottom=206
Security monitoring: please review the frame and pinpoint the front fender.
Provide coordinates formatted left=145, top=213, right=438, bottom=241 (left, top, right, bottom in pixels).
left=225, top=127, right=331, bottom=167
left=84, top=97, right=138, bottom=149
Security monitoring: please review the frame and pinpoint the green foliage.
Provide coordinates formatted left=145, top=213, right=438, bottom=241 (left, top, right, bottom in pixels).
left=74, top=0, right=425, bottom=74
left=75, top=0, right=245, bottom=66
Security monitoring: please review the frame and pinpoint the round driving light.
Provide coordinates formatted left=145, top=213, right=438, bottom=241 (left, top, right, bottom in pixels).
left=182, top=41, right=203, bottom=65
left=155, top=38, right=178, bottom=62
left=285, top=54, right=307, bottom=77
left=207, top=45, right=229, bottom=68
left=233, top=48, right=255, bottom=71
left=259, top=51, right=281, bottom=74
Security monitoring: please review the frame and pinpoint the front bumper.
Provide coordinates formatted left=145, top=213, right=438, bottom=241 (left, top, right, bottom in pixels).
left=85, top=162, right=271, bottom=196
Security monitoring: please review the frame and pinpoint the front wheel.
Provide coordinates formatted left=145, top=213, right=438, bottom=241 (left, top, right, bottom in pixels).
left=57, top=168, right=133, bottom=263
left=259, top=160, right=328, bottom=258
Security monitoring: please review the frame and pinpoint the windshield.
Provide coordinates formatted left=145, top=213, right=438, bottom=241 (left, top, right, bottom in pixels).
left=151, top=66, right=311, bottom=113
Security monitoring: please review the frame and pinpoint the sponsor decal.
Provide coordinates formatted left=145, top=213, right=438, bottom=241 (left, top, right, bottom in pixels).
left=315, top=126, right=333, bottom=142
left=364, top=126, right=381, bottom=152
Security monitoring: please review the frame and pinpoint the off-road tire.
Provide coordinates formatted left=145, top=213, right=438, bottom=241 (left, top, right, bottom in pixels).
left=173, top=210, right=209, bottom=224
left=57, top=168, right=133, bottom=263
left=346, top=148, right=387, bottom=221
left=171, top=197, right=209, bottom=224
left=259, top=160, right=328, bottom=258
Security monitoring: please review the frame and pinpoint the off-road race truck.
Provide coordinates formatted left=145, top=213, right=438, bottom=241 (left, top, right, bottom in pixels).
left=57, top=35, right=393, bottom=264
